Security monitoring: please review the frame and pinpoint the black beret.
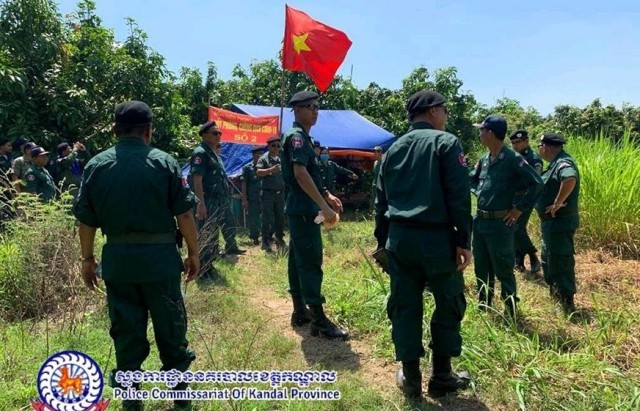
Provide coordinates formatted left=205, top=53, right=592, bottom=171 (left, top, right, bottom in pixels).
left=541, top=133, right=566, bottom=146
left=289, top=91, right=319, bottom=107
left=266, top=136, right=281, bottom=144
left=11, top=137, right=28, bottom=150
left=199, top=120, right=219, bottom=136
left=115, top=101, right=152, bottom=126
left=30, top=146, right=49, bottom=157
left=251, top=145, right=265, bottom=153
left=0, top=137, right=9, bottom=146
left=313, top=141, right=321, bottom=147
left=57, top=142, right=70, bottom=155
left=474, top=115, right=508, bottom=139
left=509, top=130, right=528, bottom=141
left=406, top=90, right=447, bottom=115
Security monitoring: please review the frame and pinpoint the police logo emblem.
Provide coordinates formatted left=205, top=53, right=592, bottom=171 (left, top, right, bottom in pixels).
left=27, top=174, right=36, bottom=181
left=193, top=156, right=202, bottom=165
left=292, top=137, right=303, bottom=149
left=458, top=153, right=467, bottom=167
left=32, top=351, right=108, bottom=410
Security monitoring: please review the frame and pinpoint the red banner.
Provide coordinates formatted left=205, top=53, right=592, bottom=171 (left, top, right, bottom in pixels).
left=208, top=107, right=279, bottom=145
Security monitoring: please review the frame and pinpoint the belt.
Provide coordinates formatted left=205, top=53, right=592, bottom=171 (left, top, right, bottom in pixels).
left=540, top=210, right=578, bottom=220
left=263, top=188, right=284, bottom=194
left=477, top=209, right=510, bottom=219
left=389, top=218, right=451, bottom=230
left=106, top=232, right=176, bottom=244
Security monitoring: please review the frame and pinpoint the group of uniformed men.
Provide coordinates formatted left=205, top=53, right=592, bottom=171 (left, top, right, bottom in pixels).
left=374, top=90, right=580, bottom=400
left=60, top=84, right=579, bottom=409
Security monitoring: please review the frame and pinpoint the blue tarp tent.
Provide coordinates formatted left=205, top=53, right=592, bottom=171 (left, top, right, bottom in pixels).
left=181, top=104, right=395, bottom=179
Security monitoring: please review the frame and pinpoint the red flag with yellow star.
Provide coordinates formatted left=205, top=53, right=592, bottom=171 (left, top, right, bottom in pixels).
left=283, top=5, right=352, bottom=92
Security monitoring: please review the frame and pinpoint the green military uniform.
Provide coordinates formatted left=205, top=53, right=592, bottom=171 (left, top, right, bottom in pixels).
left=11, top=155, right=31, bottom=183
left=189, top=141, right=239, bottom=272
left=24, top=163, right=56, bottom=202
left=536, top=150, right=580, bottom=300
left=470, top=146, right=543, bottom=307
left=257, top=152, right=285, bottom=243
left=281, top=121, right=326, bottom=305
left=241, top=160, right=262, bottom=241
left=73, top=136, right=197, bottom=394
left=375, top=121, right=471, bottom=362
left=513, top=147, right=543, bottom=261
left=56, top=149, right=90, bottom=197
left=318, top=159, right=353, bottom=193
left=0, top=153, right=10, bottom=177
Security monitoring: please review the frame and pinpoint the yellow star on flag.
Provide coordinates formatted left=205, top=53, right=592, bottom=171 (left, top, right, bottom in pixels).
left=292, top=33, right=311, bottom=54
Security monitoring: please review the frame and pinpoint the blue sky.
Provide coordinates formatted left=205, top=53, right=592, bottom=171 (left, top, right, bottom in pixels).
left=55, top=0, right=640, bottom=114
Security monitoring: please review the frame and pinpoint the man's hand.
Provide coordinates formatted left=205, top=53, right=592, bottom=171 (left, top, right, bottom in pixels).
left=456, top=247, right=472, bottom=271
left=81, top=260, right=99, bottom=290
left=545, top=202, right=566, bottom=218
left=242, top=198, right=248, bottom=210
left=196, top=202, right=207, bottom=220
left=183, top=254, right=200, bottom=282
left=320, top=205, right=338, bottom=225
left=503, top=207, right=523, bottom=226
left=326, top=193, right=343, bottom=213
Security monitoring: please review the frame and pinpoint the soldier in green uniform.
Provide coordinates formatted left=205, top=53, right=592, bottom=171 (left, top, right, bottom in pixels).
left=281, top=90, right=347, bottom=339
left=73, top=101, right=200, bottom=411
left=536, top=133, right=580, bottom=313
left=24, top=147, right=57, bottom=202
left=0, top=138, right=11, bottom=177
left=190, top=121, right=245, bottom=284
left=470, top=116, right=543, bottom=317
left=10, top=141, right=36, bottom=190
left=256, top=136, right=286, bottom=252
left=313, top=140, right=321, bottom=155
left=374, top=90, right=472, bottom=399
left=241, top=146, right=264, bottom=245
left=318, top=147, right=359, bottom=193
left=56, top=141, right=90, bottom=199
left=509, top=130, right=543, bottom=273
left=370, top=146, right=382, bottom=207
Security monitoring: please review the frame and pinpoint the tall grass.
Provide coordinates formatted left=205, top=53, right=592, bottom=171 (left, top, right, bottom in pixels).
left=568, top=132, right=640, bottom=255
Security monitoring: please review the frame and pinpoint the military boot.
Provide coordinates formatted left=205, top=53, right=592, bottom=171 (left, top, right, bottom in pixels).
left=427, top=355, right=470, bottom=398
left=514, top=251, right=525, bottom=272
left=261, top=240, right=273, bottom=253
left=309, top=304, right=349, bottom=340
left=504, top=295, right=518, bottom=320
left=291, top=295, right=312, bottom=327
left=478, top=291, right=493, bottom=312
left=561, top=294, right=577, bottom=314
left=529, top=252, right=541, bottom=274
left=395, top=360, right=422, bottom=399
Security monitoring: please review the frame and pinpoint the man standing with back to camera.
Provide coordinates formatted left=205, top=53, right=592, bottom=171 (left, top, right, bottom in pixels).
left=74, top=101, right=199, bottom=411
left=374, top=90, right=473, bottom=399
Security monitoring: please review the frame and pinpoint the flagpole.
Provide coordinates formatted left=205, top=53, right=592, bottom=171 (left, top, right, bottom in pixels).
left=279, top=64, right=286, bottom=137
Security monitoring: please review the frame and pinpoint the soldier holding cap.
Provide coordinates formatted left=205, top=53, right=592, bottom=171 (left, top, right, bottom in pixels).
left=536, top=133, right=580, bottom=313
left=189, top=120, right=245, bottom=285
left=375, top=90, right=472, bottom=399
left=281, top=90, right=347, bottom=339
left=256, top=135, right=287, bottom=252
left=318, top=146, right=358, bottom=194
left=470, top=115, right=543, bottom=318
left=73, top=100, right=199, bottom=411
left=509, top=130, right=543, bottom=274
left=241, top=145, right=264, bottom=245
left=56, top=141, right=90, bottom=199
left=24, top=147, right=57, bottom=202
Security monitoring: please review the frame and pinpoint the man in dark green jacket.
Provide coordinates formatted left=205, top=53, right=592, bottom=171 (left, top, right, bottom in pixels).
left=256, top=136, right=286, bottom=252
left=56, top=141, right=90, bottom=199
left=73, top=101, right=200, bottom=411
left=190, top=121, right=244, bottom=285
left=470, top=116, right=543, bottom=317
left=24, top=147, right=56, bottom=202
left=509, top=130, right=543, bottom=273
left=536, top=133, right=580, bottom=313
left=375, top=90, right=473, bottom=399
left=318, top=147, right=358, bottom=193
left=241, top=145, right=264, bottom=245
left=281, top=90, right=347, bottom=339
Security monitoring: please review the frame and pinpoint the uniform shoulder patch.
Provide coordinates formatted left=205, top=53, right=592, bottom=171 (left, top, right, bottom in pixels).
left=519, top=159, right=526, bottom=167
left=292, top=136, right=303, bottom=149
left=458, top=153, right=468, bottom=167
left=27, top=174, right=36, bottom=181
left=193, top=155, right=202, bottom=165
